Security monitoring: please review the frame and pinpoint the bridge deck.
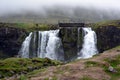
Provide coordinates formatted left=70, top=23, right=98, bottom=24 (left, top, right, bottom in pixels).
left=59, top=23, right=85, bottom=27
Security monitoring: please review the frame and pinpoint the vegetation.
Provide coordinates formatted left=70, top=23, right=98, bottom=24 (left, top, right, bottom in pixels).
left=88, top=20, right=120, bottom=29
left=80, top=76, right=97, bottom=80
left=84, top=56, right=120, bottom=79
left=85, top=61, right=100, bottom=68
left=0, top=20, right=120, bottom=32
left=15, top=23, right=58, bottom=32
left=0, top=23, right=58, bottom=32
left=104, top=55, right=120, bottom=80
left=0, top=58, right=63, bottom=79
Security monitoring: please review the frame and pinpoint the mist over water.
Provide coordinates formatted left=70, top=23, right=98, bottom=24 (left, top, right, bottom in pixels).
left=0, top=0, right=120, bottom=22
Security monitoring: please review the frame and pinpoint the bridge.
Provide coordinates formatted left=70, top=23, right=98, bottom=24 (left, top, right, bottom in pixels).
left=58, top=23, right=85, bottom=27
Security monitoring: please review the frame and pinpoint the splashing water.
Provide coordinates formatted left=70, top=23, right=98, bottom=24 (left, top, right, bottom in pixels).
left=18, top=32, right=32, bottom=58
left=78, top=27, right=98, bottom=59
left=19, top=30, right=64, bottom=61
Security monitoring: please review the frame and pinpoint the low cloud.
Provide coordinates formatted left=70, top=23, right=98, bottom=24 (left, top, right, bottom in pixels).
left=0, top=0, right=120, bottom=21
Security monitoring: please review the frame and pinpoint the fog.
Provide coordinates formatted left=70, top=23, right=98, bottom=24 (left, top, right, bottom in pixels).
left=0, top=0, right=120, bottom=22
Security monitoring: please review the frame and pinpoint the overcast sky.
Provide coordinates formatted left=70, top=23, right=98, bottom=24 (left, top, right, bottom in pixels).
left=0, top=0, right=120, bottom=16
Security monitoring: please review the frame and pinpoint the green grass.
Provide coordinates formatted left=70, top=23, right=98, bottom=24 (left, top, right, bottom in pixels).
left=0, top=23, right=58, bottom=32
left=0, top=58, right=63, bottom=78
left=43, top=76, right=58, bottom=80
left=27, top=68, right=46, bottom=78
left=103, top=55, right=120, bottom=80
left=19, top=75, right=28, bottom=80
left=79, top=76, right=97, bottom=80
left=88, top=20, right=120, bottom=29
left=109, top=46, right=120, bottom=51
left=85, top=61, right=100, bottom=68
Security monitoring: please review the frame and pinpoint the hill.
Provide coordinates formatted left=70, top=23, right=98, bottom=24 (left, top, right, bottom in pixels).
left=29, top=46, right=120, bottom=80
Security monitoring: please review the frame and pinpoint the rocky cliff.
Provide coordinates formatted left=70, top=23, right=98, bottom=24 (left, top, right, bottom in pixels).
left=0, top=21, right=120, bottom=59
left=0, top=26, right=27, bottom=58
left=96, top=26, right=120, bottom=53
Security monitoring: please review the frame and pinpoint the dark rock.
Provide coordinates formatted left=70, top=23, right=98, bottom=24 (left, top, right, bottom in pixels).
left=0, top=74, right=2, bottom=78
left=0, top=26, right=27, bottom=58
left=116, top=50, right=120, bottom=52
left=96, top=26, right=120, bottom=53
left=60, top=27, right=80, bottom=61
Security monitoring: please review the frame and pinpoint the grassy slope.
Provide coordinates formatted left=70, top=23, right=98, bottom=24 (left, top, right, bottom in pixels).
left=29, top=46, right=120, bottom=80
left=0, top=23, right=58, bottom=32
left=0, top=20, right=120, bottom=32
left=0, top=58, right=63, bottom=79
left=89, top=20, right=120, bottom=29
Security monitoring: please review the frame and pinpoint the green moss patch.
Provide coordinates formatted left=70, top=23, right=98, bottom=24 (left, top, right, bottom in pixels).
left=0, top=58, right=62, bottom=78
left=85, top=61, right=100, bottom=68
left=80, top=76, right=97, bottom=80
left=103, top=55, right=120, bottom=80
left=0, top=23, right=58, bottom=32
left=88, top=20, right=120, bottom=29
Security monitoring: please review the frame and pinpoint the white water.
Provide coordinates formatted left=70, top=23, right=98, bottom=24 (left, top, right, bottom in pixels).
left=78, top=27, right=98, bottom=59
left=19, top=28, right=98, bottom=61
left=18, top=32, right=32, bottom=58
left=19, top=30, right=64, bottom=61
left=46, top=30, right=64, bottom=61
left=38, top=31, right=49, bottom=58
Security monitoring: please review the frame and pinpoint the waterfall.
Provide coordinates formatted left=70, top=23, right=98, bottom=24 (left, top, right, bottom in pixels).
left=37, top=31, right=49, bottom=58
left=46, top=30, right=64, bottom=61
left=18, top=32, right=32, bottom=58
left=77, top=27, right=81, bottom=52
left=19, top=27, right=98, bottom=61
left=19, top=30, right=64, bottom=61
left=78, top=27, right=98, bottom=59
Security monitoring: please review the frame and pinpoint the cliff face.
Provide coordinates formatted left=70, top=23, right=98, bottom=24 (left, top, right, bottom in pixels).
left=96, top=26, right=120, bottom=53
left=0, top=21, right=120, bottom=59
left=0, top=26, right=27, bottom=58
left=60, top=27, right=80, bottom=61
left=60, top=24, right=120, bottom=61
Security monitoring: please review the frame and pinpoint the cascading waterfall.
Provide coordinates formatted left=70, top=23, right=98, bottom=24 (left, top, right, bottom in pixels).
left=19, top=30, right=64, bottom=61
left=46, top=30, right=64, bottom=61
left=78, top=27, right=98, bottom=59
left=18, top=32, right=32, bottom=58
left=19, top=27, right=98, bottom=61
left=37, top=31, right=49, bottom=58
